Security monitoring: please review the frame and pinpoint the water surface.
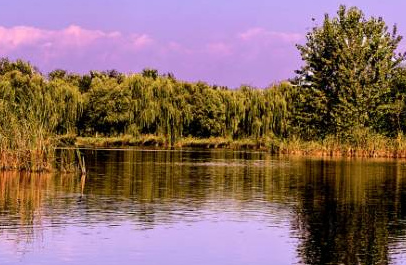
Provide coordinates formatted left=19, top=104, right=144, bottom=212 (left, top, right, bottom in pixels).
left=1, top=149, right=406, bottom=264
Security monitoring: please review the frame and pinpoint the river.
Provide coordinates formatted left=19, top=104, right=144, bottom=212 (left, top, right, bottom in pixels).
left=1, top=149, right=406, bottom=264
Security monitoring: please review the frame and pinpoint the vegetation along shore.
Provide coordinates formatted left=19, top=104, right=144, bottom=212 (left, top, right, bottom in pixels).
left=3, top=5, right=406, bottom=171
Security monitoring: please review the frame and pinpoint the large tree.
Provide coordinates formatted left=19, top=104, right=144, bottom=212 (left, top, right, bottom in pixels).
left=296, top=5, right=405, bottom=138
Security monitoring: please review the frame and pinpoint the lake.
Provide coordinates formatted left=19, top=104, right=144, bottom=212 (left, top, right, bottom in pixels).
left=1, top=149, right=406, bottom=265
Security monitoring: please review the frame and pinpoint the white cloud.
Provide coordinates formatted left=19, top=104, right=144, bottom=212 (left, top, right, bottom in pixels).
left=0, top=25, right=151, bottom=53
left=239, top=27, right=302, bottom=43
left=0, top=24, right=303, bottom=87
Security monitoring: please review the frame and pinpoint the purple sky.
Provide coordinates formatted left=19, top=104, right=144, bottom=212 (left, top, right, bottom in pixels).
left=0, top=0, right=405, bottom=87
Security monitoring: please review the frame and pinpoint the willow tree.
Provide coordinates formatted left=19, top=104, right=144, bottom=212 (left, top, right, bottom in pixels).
left=79, top=75, right=131, bottom=135
left=186, top=82, right=226, bottom=138
left=296, top=5, right=405, bottom=138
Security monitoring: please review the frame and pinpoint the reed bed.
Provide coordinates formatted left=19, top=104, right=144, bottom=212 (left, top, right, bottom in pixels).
left=0, top=127, right=54, bottom=172
left=0, top=59, right=81, bottom=172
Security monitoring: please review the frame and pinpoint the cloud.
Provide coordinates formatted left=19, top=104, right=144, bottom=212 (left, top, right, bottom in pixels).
left=205, top=42, right=233, bottom=56
left=0, top=25, right=96, bottom=50
left=238, top=27, right=302, bottom=43
left=0, top=25, right=157, bottom=72
left=153, top=28, right=303, bottom=86
left=0, top=25, right=152, bottom=55
left=0, top=26, right=46, bottom=51
left=58, top=25, right=120, bottom=47
left=129, top=34, right=154, bottom=50
left=0, top=24, right=303, bottom=87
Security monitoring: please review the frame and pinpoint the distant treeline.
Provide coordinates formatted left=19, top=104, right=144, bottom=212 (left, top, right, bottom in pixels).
left=0, top=58, right=293, bottom=144
left=1, top=56, right=406, bottom=144
left=3, top=5, right=406, bottom=170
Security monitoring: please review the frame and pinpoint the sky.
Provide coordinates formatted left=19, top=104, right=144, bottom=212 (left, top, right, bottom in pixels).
left=0, top=0, right=405, bottom=87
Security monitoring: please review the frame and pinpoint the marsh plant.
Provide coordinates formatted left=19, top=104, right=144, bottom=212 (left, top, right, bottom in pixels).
left=0, top=59, right=81, bottom=171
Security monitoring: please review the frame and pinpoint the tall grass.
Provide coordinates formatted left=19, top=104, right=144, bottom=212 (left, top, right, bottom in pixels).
left=0, top=59, right=81, bottom=171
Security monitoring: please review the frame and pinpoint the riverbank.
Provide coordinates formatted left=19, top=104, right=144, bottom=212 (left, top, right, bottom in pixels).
left=70, top=134, right=406, bottom=158
left=74, top=135, right=264, bottom=149
left=3, top=133, right=406, bottom=173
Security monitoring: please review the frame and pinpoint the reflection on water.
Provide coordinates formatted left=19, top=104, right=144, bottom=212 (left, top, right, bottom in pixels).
left=1, top=149, right=406, bottom=264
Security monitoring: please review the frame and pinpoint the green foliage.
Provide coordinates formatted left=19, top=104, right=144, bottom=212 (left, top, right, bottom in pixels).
left=141, top=68, right=159, bottom=80
left=75, top=73, right=292, bottom=144
left=297, top=5, right=405, bottom=137
left=0, top=60, right=81, bottom=170
left=186, top=82, right=226, bottom=138
left=375, top=67, right=406, bottom=136
left=79, top=76, right=130, bottom=135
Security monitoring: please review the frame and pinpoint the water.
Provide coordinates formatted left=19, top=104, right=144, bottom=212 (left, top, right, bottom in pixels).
left=1, top=149, right=406, bottom=264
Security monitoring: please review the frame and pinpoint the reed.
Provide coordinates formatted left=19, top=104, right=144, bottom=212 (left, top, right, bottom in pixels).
left=0, top=59, right=81, bottom=172
left=76, top=149, right=86, bottom=175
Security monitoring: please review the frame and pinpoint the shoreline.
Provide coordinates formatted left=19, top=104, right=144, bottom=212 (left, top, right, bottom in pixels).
left=3, top=134, right=406, bottom=173
left=68, top=135, right=406, bottom=159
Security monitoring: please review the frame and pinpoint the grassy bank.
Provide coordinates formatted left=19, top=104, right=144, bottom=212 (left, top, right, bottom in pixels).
left=72, top=134, right=406, bottom=158
left=75, top=135, right=264, bottom=149
left=4, top=133, right=406, bottom=172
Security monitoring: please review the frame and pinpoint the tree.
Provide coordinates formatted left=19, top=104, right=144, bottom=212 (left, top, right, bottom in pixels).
left=48, top=69, right=67, bottom=81
left=79, top=76, right=131, bottom=135
left=296, top=5, right=405, bottom=138
left=141, top=68, right=159, bottom=80
left=376, top=67, right=406, bottom=136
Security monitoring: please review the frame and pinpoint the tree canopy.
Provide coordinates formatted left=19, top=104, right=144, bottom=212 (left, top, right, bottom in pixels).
left=296, top=5, right=405, bottom=137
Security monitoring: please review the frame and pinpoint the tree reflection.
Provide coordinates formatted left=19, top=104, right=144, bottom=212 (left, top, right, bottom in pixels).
left=1, top=151, right=406, bottom=264
left=294, top=159, right=406, bottom=264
